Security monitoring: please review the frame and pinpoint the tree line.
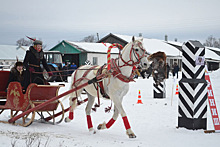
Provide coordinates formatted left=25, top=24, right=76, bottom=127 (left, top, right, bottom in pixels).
left=203, top=35, right=220, bottom=48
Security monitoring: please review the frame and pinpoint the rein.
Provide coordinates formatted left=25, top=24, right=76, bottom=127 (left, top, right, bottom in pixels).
left=32, top=68, right=107, bottom=78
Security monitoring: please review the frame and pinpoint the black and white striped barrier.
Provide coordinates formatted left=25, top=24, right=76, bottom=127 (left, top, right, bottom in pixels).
left=153, top=81, right=166, bottom=98
left=178, top=40, right=207, bottom=130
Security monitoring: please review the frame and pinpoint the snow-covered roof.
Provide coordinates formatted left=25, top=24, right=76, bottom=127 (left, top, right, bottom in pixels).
left=0, top=45, right=28, bottom=61
left=163, top=40, right=220, bottom=61
left=113, top=34, right=220, bottom=61
left=66, top=41, right=120, bottom=54
left=164, top=40, right=183, bottom=46
left=205, top=48, right=220, bottom=61
left=112, top=34, right=181, bottom=56
left=205, top=46, right=220, bottom=52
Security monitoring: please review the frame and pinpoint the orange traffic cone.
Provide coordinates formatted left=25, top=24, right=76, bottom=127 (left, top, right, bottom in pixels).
left=137, top=90, right=143, bottom=104
left=175, top=84, right=179, bottom=95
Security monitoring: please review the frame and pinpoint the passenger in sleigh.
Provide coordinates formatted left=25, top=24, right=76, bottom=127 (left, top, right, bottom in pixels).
left=23, top=38, right=53, bottom=90
left=6, top=61, right=24, bottom=92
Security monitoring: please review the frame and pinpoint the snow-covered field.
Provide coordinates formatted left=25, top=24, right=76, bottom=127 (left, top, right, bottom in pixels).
left=0, top=71, right=220, bottom=147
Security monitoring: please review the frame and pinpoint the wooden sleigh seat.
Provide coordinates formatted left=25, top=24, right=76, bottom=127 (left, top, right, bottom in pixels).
left=28, top=84, right=63, bottom=111
left=0, top=71, right=10, bottom=105
left=0, top=71, right=10, bottom=99
left=26, top=84, right=65, bottom=125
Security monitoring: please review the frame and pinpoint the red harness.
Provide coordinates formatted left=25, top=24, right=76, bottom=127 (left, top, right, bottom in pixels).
left=110, top=58, right=135, bottom=83
left=109, top=41, right=146, bottom=83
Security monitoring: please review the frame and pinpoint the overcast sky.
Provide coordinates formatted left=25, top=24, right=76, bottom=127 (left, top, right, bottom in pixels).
left=1, top=0, right=220, bottom=49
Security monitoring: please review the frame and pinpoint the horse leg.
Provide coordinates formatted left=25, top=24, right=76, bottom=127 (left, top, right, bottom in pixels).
left=85, top=93, right=96, bottom=134
left=97, top=105, right=119, bottom=130
left=122, top=115, right=136, bottom=138
left=65, top=96, right=77, bottom=123
left=112, top=98, right=136, bottom=138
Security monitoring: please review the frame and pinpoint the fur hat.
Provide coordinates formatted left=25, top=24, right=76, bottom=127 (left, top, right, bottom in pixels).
left=15, top=61, right=23, bottom=67
left=33, top=40, right=43, bottom=45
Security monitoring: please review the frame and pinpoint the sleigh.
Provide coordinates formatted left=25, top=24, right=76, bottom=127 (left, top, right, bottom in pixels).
left=0, top=71, right=66, bottom=126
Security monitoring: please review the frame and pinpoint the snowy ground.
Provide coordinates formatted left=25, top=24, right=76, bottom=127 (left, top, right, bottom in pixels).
left=0, top=71, right=220, bottom=147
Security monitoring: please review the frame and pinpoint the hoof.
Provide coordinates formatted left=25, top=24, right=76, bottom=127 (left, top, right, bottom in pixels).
left=64, top=117, right=72, bottom=123
left=128, top=133, right=137, bottom=138
left=97, top=124, right=102, bottom=130
left=97, top=122, right=106, bottom=130
left=126, top=129, right=136, bottom=138
left=89, top=128, right=96, bottom=134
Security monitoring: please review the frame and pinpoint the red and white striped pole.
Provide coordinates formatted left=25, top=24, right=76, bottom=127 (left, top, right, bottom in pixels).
left=107, top=43, right=123, bottom=71
left=205, top=66, right=220, bottom=133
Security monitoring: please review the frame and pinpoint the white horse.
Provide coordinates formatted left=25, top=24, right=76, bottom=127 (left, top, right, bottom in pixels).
left=65, top=37, right=147, bottom=138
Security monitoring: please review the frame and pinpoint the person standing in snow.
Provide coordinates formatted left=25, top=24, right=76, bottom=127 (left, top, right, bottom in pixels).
left=172, top=62, right=179, bottom=79
left=166, top=63, right=170, bottom=78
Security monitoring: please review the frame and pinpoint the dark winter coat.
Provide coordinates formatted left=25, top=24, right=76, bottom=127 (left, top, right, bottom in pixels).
left=173, top=65, right=179, bottom=73
left=23, top=46, right=50, bottom=89
left=166, top=64, right=170, bottom=73
left=6, top=67, right=24, bottom=89
left=62, top=65, right=69, bottom=82
left=166, top=64, right=170, bottom=78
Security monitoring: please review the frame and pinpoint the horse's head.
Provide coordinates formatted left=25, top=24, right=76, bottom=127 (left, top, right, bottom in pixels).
left=139, top=55, right=150, bottom=69
left=148, top=51, right=167, bottom=85
left=121, top=36, right=146, bottom=67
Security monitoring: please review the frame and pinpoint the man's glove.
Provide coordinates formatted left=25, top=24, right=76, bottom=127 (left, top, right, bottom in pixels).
left=29, top=67, right=35, bottom=73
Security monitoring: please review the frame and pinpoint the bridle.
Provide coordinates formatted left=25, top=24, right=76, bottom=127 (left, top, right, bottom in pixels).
left=119, top=41, right=146, bottom=68
left=106, top=40, right=147, bottom=83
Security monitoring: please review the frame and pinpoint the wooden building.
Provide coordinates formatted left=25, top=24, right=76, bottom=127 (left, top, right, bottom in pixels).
left=49, top=40, right=119, bottom=67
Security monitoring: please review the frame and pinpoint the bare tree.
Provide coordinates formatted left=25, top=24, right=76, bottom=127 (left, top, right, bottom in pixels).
left=81, top=35, right=97, bottom=42
left=203, top=35, right=220, bottom=48
left=16, top=38, right=33, bottom=46
left=16, top=38, right=47, bottom=49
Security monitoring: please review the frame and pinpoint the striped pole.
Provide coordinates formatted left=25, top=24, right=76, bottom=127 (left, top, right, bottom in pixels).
left=204, top=67, right=220, bottom=132
left=178, top=40, right=207, bottom=130
left=107, top=43, right=123, bottom=71
left=153, top=81, right=166, bottom=98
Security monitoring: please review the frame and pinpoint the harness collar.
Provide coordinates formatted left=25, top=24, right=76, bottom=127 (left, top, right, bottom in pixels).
left=110, top=59, right=135, bottom=83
